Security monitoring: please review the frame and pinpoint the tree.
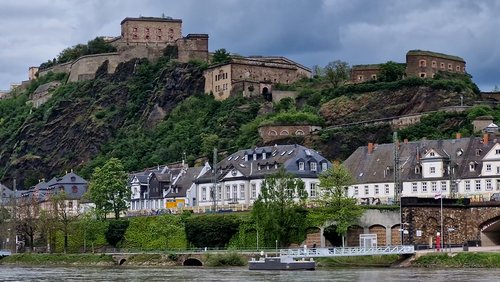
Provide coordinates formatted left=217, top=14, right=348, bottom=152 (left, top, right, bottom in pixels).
left=51, top=191, right=80, bottom=253
left=251, top=168, right=308, bottom=247
left=212, top=48, right=231, bottom=65
left=80, top=210, right=108, bottom=253
left=378, top=61, right=405, bottom=82
left=185, top=214, right=239, bottom=248
left=16, top=196, right=41, bottom=252
left=324, top=60, right=350, bottom=87
left=315, top=163, right=363, bottom=246
left=88, top=158, right=130, bottom=219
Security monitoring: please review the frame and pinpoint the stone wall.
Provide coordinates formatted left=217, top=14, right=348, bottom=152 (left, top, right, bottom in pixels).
left=351, top=65, right=381, bottom=83
left=406, top=52, right=466, bottom=79
left=177, top=34, right=209, bottom=63
left=272, top=90, right=297, bottom=103
left=38, top=62, right=72, bottom=77
left=258, top=125, right=321, bottom=143
left=120, top=17, right=182, bottom=45
left=67, top=53, right=121, bottom=82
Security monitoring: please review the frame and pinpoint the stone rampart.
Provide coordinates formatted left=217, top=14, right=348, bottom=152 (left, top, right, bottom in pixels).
left=67, top=53, right=120, bottom=82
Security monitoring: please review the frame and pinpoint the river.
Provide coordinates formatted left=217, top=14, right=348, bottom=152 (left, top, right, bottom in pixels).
left=1, top=266, right=500, bottom=281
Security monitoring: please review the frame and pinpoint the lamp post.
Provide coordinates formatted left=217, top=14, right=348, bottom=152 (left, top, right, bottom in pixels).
left=447, top=227, right=455, bottom=252
left=275, top=239, right=278, bottom=257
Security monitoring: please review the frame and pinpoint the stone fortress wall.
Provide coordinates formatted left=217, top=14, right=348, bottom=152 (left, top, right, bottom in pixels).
left=38, top=17, right=208, bottom=83
left=351, top=50, right=466, bottom=83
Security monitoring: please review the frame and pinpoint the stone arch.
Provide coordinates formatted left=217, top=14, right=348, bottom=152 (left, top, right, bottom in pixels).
left=346, top=225, right=364, bottom=247
left=390, top=224, right=401, bottom=245
left=280, top=130, right=289, bottom=136
left=323, top=224, right=342, bottom=247
left=479, top=215, right=500, bottom=246
left=295, top=130, right=305, bottom=135
left=268, top=130, right=277, bottom=136
left=421, top=217, right=439, bottom=248
left=368, top=224, right=386, bottom=246
left=303, top=227, right=321, bottom=248
left=183, top=258, right=203, bottom=266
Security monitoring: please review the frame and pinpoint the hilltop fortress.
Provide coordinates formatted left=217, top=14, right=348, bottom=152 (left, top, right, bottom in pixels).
left=37, top=16, right=209, bottom=82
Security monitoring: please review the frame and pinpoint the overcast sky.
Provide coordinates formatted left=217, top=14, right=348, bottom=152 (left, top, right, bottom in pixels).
left=1, top=0, right=499, bottom=91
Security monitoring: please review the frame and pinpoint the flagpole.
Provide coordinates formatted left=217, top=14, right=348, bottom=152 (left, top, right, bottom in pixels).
left=440, top=194, right=443, bottom=251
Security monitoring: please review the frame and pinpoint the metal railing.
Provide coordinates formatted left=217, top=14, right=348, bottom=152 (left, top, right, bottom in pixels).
left=280, top=245, right=415, bottom=258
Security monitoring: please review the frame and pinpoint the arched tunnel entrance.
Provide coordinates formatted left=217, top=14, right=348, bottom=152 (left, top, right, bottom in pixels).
left=183, top=258, right=203, bottom=266
left=323, top=225, right=343, bottom=247
left=481, top=217, right=500, bottom=246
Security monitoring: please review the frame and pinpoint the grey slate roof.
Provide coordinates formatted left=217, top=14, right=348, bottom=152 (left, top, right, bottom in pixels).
left=166, top=167, right=203, bottom=198
left=21, top=172, right=88, bottom=201
left=343, top=136, right=493, bottom=184
left=196, top=144, right=330, bottom=183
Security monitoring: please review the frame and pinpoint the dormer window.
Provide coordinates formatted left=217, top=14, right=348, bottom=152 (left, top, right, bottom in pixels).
left=310, top=162, right=317, bottom=172
left=321, top=162, right=328, bottom=171
left=71, top=176, right=76, bottom=182
left=469, top=162, right=476, bottom=172
left=253, top=154, right=257, bottom=161
left=429, top=152, right=435, bottom=157
left=299, top=162, right=305, bottom=171
left=415, top=166, right=421, bottom=174
left=476, top=149, right=482, bottom=156
left=263, top=153, right=267, bottom=160
left=496, top=149, right=500, bottom=155
left=457, top=149, right=463, bottom=156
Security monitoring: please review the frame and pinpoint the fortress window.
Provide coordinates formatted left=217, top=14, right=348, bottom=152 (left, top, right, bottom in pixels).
left=448, top=63, right=453, bottom=70
left=145, top=35, right=150, bottom=40
left=371, top=74, right=377, bottom=80
left=432, top=61, right=437, bottom=68
left=358, top=75, right=364, bottom=81
left=456, top=66, right=461, bottom=71
left=158, top=28, right=162, bottom=33
left=440, top=62, right=445, bottom=69
left=419, top=73, right=426, bottom=78
left=133, top=34, right=138, bottom=39
left=133, top=27, right=137, bottom=32
left=157, top=35, right=161, bottom=40
left=145, top=28, right=150, bottom=33
left=419, top=60, right=426, bottom=67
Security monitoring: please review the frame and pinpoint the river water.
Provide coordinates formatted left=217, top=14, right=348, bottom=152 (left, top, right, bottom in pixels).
left=0, top=266, right=499, bottom=281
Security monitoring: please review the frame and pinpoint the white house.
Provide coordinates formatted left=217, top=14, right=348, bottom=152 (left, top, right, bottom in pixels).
left=192, top=144, right=331, bottom=211
left=343, top=134, right=500, bottom=205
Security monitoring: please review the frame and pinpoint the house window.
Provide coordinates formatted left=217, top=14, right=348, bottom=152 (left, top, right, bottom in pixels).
left=469, top=163, right=475, bottom=171
left=465, top=180, right=471, bottom=191
left=422, top=182, right=428, bottom=192
left=419, top=60, right=427, bottom=67
left=431, top=182, right=437, bottom=192
left=415, top=166, right=421, bottom=174
left=497, top=180, right=500, bottom=191
left=374, top=185, right=379, bottom=195
left=441, top=181, right=447, bottom=191
left=299, top=162, right=305, bottom=171
left=202, top=187, right=207, bottom=201
left=487, top=180, right=493, bottom=191
left=232, top=185, right=238, bottom=201
left=310, top=162, right=317, bottom=172
left=68, top=201, right=73, bottom=209
left=497, top=167, right=500, bottom=174
left=239, top=184, right=245, bottom=199
left=364, top=185, right=369, bottom=195
left=475, top=180, right=481, bottom=191
left=412, top=183, right=418, bottom=193
left=217, top=185, right=222, bottom=200
left=225, top=185, right=230, bottom=200
left=251, top=184, right=257, bottom=199
left=385, top=184, right=390, bottom=194
left=71, top=176, right=76, bottom=182
left=72, top=186, right=78, bottom=193
left=322, top=162, right=328, bottom=171
left=487, top=164, right=492, bottom=172
left=430, top=167, right=436, bottom=174
left=310, top=183, right=317, bottom=198
left=354, top=186, right=359, bottom=196
left=496, top=149, right=500, bottom=155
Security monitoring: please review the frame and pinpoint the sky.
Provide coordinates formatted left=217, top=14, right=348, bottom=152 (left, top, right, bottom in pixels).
left=1, top=0, right=500, bottom=91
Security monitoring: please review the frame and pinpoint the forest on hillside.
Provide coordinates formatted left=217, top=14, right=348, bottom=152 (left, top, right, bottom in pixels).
left=0, top=54, right=490, bottom=189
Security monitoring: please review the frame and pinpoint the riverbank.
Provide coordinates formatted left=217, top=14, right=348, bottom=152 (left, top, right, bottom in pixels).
left=4, top=251, right=500, bottom=268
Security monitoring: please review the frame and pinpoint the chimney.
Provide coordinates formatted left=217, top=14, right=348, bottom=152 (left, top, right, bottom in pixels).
left=368, top=143, right=374, bottom=154
left=456, top=133, right=461, bottom=139
left=404, top=138, right=408, bottom=144
left=483, top=133, right=489, bottom=144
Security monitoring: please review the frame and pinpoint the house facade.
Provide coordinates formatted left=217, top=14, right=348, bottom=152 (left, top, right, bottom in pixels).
left=203, top=57, right=311, bottom=101
left=343, top=134, right=500, bottom=205
left=192, top=144, right=331, bottom=211
left=19, top=172, right=88, bottom=215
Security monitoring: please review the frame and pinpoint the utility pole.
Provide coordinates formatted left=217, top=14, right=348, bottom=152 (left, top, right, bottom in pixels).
left=212, top=148, right=218, bottom=212
left=393, top=132, right=403, bottom=244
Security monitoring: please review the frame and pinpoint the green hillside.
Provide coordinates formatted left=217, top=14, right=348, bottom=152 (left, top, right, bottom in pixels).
left=0, top=54, right=489, bottom=188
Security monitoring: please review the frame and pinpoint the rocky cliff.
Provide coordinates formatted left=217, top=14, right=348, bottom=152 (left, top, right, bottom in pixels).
left=0, top=59, right=205, bottom=188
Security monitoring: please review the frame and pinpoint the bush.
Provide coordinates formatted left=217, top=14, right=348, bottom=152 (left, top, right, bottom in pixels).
left=105, top=220, right=129, bottom=247
left=204, top=252, right=247, bottom=267
left=185, top=214, right=240, bottom=248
